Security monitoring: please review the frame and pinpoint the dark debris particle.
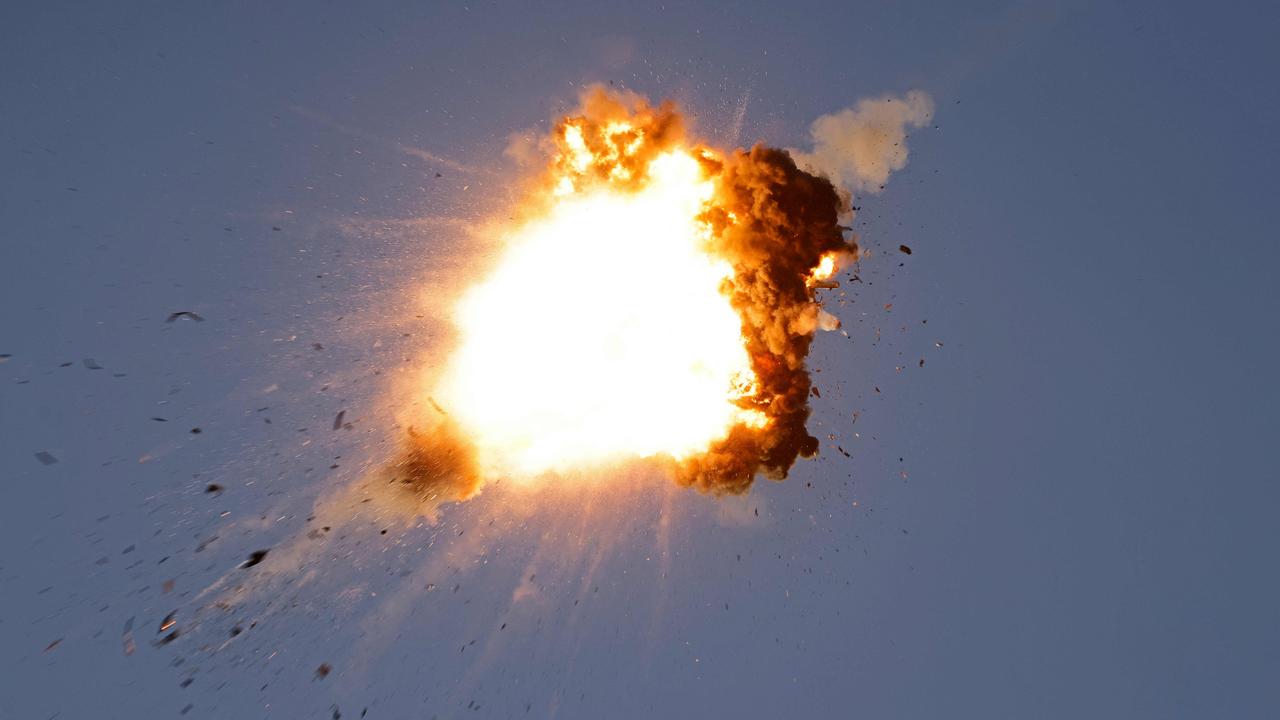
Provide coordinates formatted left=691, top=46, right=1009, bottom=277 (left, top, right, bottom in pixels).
left=316, top=663, right=332, bottom=679
left=333, top=410, right=346, bottom=430
left=204, top=483, right=224, bottom=494
left=44, top=638, right=63, bottom=652
left=181, top=704, right=193, bottom=715
left=34, top=451, right=59, bottom=465
left=151, top=417, right=168, bottom=422
left=240, top=549, right=270, bottom=568
left=230, top=626, right=243, bottom=637
left=899, top=244, right=912, bottom=255
left=157, top=629, right=180, bottom=645
left=165, top=311, right=205, bottom=323
left=180, top=678, right=193, bottom=688
left=82, top=358, right=102, bottom=370
left=189, top=427, right=202, bottom=434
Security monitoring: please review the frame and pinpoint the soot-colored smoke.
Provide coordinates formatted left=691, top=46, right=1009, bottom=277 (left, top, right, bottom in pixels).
left=676, top=145, right=854, bottom=493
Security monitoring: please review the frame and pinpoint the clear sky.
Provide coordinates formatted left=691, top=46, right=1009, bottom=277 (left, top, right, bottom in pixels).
left=2, top=1, right=1277, bottom=718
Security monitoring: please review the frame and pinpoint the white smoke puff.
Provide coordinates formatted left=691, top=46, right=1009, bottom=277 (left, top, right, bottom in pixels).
left=789, top=90, right=934, bottom=194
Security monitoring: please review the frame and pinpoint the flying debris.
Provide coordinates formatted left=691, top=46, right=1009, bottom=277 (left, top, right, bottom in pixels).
left=165, top=311, right=205, bottom=322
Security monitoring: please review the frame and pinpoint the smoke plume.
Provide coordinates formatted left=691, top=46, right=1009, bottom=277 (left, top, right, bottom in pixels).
left=788, top=90, right=934, bottom=194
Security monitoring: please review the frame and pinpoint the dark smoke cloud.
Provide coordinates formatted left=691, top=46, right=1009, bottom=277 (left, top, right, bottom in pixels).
left=677, top=146, right=854, bottom=494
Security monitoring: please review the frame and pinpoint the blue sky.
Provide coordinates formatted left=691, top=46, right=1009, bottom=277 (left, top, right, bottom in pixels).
left=2, top=1, right=1277, bottom=717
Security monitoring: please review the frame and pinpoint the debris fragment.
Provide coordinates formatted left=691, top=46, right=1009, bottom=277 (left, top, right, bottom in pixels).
left=82, top=358, right=102, bottom=370
left=165, top=311, right=205, bottom=323
left=240, top=549, right=270, bottom=568
left=204, top=483, right=224, bottom=494
left=333, top=410, right=346, bottom=430
left=34, top=451, right=58, bottom=465
left=315, top=663, right=332, bottom=679
left=898, top=244, right=912, bottom=255
left=44, top=638, right=63, bottom=653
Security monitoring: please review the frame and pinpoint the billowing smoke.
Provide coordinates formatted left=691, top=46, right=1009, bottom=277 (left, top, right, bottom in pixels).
left=788, top=90, right=934, bottom=195
left=674, top=146, right=852, bottom=493
left=382, top=85, right=928, bottom=507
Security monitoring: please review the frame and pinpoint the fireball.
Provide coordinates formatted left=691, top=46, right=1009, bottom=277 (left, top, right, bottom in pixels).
left=438, top=147, right=764, bottom=478
left=418, top=88, right=853, bottom=494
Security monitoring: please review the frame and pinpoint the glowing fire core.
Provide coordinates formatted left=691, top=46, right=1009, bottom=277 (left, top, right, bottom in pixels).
left=437, top=149, right=766, bottom=478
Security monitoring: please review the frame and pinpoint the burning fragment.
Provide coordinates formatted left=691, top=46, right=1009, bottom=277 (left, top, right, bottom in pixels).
left=379, top=85, right=927, bottom=503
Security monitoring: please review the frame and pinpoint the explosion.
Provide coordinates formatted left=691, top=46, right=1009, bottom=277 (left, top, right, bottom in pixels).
left=389, top=87, right=913, bottom=506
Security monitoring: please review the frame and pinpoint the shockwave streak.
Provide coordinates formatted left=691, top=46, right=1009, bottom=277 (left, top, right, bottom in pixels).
left=388, top=87, right=862, bottom=505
